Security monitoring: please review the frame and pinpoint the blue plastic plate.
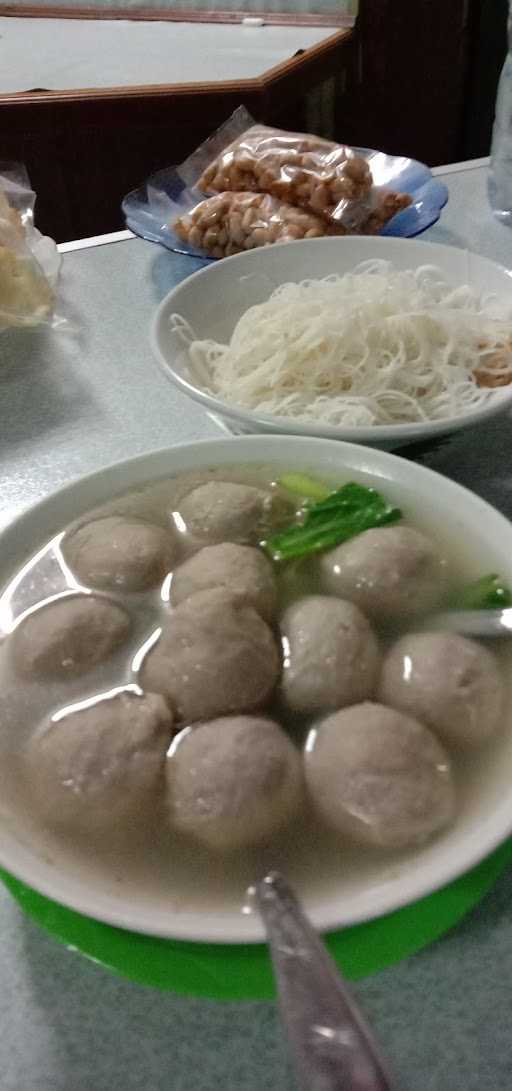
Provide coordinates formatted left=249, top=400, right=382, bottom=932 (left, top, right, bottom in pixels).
left=123, top=148, right=448, bottom=259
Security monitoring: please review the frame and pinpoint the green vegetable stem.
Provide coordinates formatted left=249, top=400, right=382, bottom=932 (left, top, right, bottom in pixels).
left=278, top=474, right=332, bottom=502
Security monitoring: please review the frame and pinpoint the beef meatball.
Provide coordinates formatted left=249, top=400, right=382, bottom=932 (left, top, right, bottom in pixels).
left=174, top=481, right=270, bottom=546
left=305, top=702, right=455, bottom=849
left=379, top=631, right=504, bottom=749
left=140, top=587, right=280, bottom=723
left=280, top=595, right=380, bottom=714
left=166, top=715, right=302, bottom=850
left=170, top=542, right=277, bottom=622
left=320, top=525, right=446, bottom=622
left=11, top=594, right=131, bottom=679
left=63, top=516, right=175, bottom=591
left=25, top=689, right=173, bottom=831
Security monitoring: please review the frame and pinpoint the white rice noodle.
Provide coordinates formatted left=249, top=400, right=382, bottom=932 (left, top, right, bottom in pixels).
left=170, top=261, right=512, bottom=427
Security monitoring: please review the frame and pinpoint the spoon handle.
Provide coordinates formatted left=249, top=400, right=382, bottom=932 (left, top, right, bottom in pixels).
left=255, top=872, right=398, bottom=1091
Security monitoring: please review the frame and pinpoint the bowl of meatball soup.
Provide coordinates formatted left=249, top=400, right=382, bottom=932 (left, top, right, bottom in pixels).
left=1, top=434, right=512, bottom=942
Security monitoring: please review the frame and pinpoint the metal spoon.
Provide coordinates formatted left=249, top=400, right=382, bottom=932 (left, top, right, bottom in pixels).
left=255, top=872, right=398, bottom=1091
left=424, top=607, right=512, bottom=638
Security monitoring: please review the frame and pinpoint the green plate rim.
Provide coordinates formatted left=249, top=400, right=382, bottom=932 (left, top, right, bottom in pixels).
left=2, top=838, right=511, bottom=1000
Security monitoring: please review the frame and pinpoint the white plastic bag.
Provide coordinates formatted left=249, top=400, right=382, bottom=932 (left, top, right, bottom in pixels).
left=0, top=162, right=62, bottom=331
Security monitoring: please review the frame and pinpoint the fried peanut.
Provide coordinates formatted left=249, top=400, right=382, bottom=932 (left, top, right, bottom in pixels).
left=173, top=191, right=339, bottom=258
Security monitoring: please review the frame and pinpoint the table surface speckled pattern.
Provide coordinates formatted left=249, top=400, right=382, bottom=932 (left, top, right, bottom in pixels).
left=2, top=160, right=512, bottom=1091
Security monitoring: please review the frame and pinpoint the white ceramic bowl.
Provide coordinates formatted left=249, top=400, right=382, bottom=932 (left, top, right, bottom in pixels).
left=2, top=434, right=512, bottom=942
left=151, top=235, right=512, bottom=450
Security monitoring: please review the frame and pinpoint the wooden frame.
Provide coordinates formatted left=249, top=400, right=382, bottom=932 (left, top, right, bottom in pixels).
left=0, top=11, right=352, bottom=240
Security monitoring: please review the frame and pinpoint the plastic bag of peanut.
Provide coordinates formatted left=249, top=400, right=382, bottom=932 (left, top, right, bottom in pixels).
left=173, top=191, right=344, bottom=259
left=197, top=128, right=375, bottom=229
left=179, top=107, right=411, bottom=232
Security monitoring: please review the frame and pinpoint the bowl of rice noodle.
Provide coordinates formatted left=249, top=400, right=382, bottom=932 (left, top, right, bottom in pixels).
left=151, top=236, right=512, bottom=449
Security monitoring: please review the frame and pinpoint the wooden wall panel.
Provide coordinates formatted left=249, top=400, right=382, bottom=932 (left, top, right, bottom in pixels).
left=336, top=0, right=474, bottom=166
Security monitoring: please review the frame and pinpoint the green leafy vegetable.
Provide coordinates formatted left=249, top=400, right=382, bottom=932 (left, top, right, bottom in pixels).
left=262, top=482, right=402, bottom=562
left=278, top=473, right=331, bottom=502
left=454, top=573, right=512, bottom=610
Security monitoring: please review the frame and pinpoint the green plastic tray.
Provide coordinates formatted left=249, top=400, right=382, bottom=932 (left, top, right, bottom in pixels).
left=2, top=839, right=512, bottom=1000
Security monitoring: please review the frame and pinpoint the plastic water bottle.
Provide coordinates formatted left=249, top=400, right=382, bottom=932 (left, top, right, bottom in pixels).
left=489, top=4, right=512, bottom=223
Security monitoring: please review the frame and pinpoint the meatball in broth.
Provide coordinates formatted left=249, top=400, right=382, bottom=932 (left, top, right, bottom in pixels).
left=320, top=525, right=446, bottom=622
left=63, top=516, right=175, bottom=592
left=25, top=689, right=173, bottom=832
left=140, top=587, right=280, bottom=723
left=280, top=595, right=380, bottom=714
left=11, top=594, right=131, bottom=680
left=379, top=632, right=504, bottom=749
left=174, top=481, right=270, bottom=546
left=171, top=542, right=277, bottom=622
left=166, top=715, right=302, bottom=850
left=305, top=702, right=455, bottom=849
